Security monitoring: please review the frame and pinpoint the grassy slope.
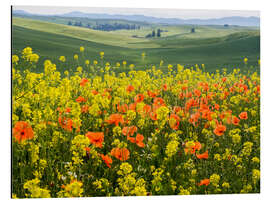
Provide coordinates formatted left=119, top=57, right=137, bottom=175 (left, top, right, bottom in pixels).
left=111, top=23, right=258, bottom=38
left=13, top=14, right=150, bottom=27
left=13, top=17, right=158, bottom=49
left=12, top=17, right=260, bottom=73
left=12, top=26, right=136, bottom=73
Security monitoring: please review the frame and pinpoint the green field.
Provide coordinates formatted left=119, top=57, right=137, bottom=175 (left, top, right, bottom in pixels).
left=12, top=17, right=260, bottom=73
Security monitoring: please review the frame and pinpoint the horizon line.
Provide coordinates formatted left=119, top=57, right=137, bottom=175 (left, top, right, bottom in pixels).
left=12, top=6, right=260, bottom=20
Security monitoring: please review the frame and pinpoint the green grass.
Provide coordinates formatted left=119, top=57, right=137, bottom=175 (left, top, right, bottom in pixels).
left=12, top=17, right=260, bottom=74
left=12, top=26, right=135, bottom=72
left=12, top=17, right=158, bottom=49
left=111, top=24, right=258, bottom=39
left=13, top=14, right=150, bottom=28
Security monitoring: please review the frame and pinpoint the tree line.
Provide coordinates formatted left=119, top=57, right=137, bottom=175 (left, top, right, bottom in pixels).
left=68, top=21, right=141, bottom=31
left=145, top=29, right=163, bottom=38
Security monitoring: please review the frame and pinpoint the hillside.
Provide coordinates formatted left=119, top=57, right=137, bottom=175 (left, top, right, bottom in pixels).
left=12, top=17, right=260, bottom=73
left=12, top=17, right=157, bottom=49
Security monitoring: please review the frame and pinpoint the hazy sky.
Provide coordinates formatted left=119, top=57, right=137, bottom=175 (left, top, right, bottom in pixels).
left=13, top=6, right=259, bottom=19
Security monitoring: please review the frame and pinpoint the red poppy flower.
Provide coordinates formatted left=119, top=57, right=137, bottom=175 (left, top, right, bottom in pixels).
left=80, top=78, right=89, bottom=86
left=220, top=112, right=226, bottom=120
left=135, top=134, right=145, bottom=148
left=239, top=112, right=248, bottom=120
left=150, top=111, right=157, bottom=121
left=201, top=109, right=210, bottom=120
left=81, top=105, right=89, bottom=113
left=189, top=112, right=200, bottom=126
left=13, top=121, right=34, bottom=143
left=214, top=124, right=226, bottom=136
left=184, top=141, right=201, bottom=154
left=134, top=94, right=144, bottom=103
left=232, top=116, right=240, bottom=125
left=58, top=117, right=73, bottom=131
left=100, top=154, right=112, bottom=168
left=111, top=148, right=130, bottom=161
left=198, top=179, right=210, bottom=186
left=86, top=132, right=104, bottom=148
left=214, top=104, right=220, bottom=111
left=128, top=133, right=145, bottom=148
left=148, top=90, right=158, bottom=98
left=76, top=96, right=87, bottom=103
left=105, top=114, right=124, bottom=126
left=143, top=104, right=151, bottom=115
left=173, top=106, right=182, bottom=114
left=169, top=114, right=180, bottom=130
left=196, top=150, right=209, bottom=159
left=126, top=85, right=135, bottom=93
left=179, top=92, right=184, bottom=99
left=182, top=85, right=188, bottom=91
left=163, top=84, right=168, bottom=91
left=129, top=103, right=137, bottom=111
left=153, top=97, right=165, bottom=106
left=92, top=90, right=99, bottom=95
left=117, top=104, right=128, bottom=113
left=194, top=89, right=201, bottom=97
left=256, top=85, right=260, bottom=94
left=122, top=126, right=138, bottom=137
left=186, top=92, right=192, bottom=98
left=65, top=107, right=71, bottom=113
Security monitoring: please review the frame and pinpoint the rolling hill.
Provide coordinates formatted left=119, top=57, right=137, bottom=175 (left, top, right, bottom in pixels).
left=12, top=17, right=260, bottom=73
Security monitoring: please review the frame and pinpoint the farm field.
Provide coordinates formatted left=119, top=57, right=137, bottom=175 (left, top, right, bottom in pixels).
left=11, top=9, right=260, bottom=198
left=12, top=46, right=260, bottom=198
left=12, top=17, right=260, bottom=73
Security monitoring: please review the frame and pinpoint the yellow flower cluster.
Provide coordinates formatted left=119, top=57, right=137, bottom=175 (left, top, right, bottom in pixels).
left=59, top=56, right=66, bottom=62
left=12, top=47, right=260, bottom=198
left=151, top=168, right=164, bottom=192
left=22, top=47, right=39, bottom=63
left=210, top=173, right=220, bottom=187
left=70, top=135, right=90, bottom=165
left=116, top=163, right=147, bottom=196
left=165, top=140, right=180, bottom=158
left=24, top=178, right=51, bottom=198
left=58, top=180, right=84, bottom=197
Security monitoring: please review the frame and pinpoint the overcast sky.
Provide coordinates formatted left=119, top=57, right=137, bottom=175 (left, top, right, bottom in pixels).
left=13, top=6, right=260, bottom=19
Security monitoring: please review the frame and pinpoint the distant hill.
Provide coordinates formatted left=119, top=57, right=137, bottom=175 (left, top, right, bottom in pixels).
left=12, top=10, right=260, bottom=27
left=59, top=11, right=260, bottom=27
left=183, top=16, right=260, bottom=27
left=12, top=10, right=32, bottom=16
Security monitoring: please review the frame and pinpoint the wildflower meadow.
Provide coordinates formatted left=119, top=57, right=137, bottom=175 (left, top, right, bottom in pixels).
left=12, top=47, right=260, bottom=198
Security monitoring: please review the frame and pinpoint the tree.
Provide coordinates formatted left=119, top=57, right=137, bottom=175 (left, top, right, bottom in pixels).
left=90, top=22, right=140, bottom=31
left=191, top=28, right=195, bottom=33
left=68, top=21, right=72, bottom=26
left=74, top=21, right=82, bottom=27
left=224, top=24, right=229, bottom=27
left=157, top=29, right=161, bottom=37
left=152, top=30, right=156, bottom=37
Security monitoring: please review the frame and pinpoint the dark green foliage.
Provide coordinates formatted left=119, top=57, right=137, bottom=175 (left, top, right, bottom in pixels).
left=157, top=29, right=161, bottom=37
left=152, top=30, right=156, bottom=37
